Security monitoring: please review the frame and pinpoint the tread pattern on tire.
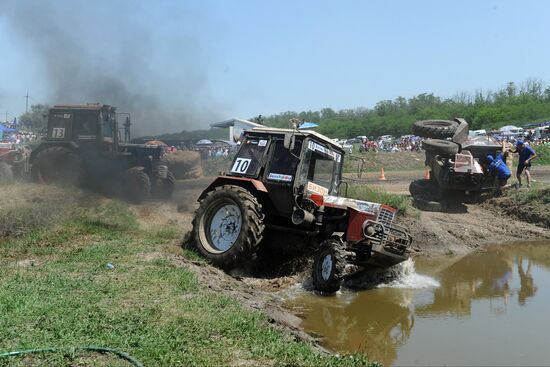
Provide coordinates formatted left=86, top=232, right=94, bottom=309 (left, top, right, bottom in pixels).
left=413, top=120, right=459, bottom=139
left=124, top=167, right=151, bottom=203
left=191, top=185, right=265, bottom=269
left=312, top=238, right=345, bottom=294
left=152, top=170, right=175, bottom=199
left=422, top=139, right=459, bottom=157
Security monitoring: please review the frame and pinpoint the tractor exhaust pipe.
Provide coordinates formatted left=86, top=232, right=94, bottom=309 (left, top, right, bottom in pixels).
left=291, top=208, right=315, bottom=227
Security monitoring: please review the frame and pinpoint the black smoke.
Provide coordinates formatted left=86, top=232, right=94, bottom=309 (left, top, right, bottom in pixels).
left=0, top=0, right=224, bottom=136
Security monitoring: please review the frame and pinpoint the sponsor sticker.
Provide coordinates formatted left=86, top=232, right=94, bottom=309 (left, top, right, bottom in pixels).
left=308, top=141, right=341, bottom=162
left=307, top=181, right=329, bottom=195
left=258, top=139, right=268, bottom=147
left=267, top=173, right=293, bottom=182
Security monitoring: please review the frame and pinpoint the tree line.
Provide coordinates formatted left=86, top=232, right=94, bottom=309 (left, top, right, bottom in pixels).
left=15, top=78, right=550, bottom=140
left=260, top=78, right=550, bottom=138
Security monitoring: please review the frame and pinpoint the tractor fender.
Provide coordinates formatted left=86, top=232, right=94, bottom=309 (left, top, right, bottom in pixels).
left=29, top=141, right=79, bottom=162
left=198, top=176, right=268, bottom=201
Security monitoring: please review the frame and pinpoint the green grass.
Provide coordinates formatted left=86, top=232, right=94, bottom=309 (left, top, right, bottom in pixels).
left=505, top=182, right=550, bottom=204
left=346, top=185, right=410, bottom=214
left=533, top=144, right=550, bottom=165
left=0, top=198, right=375, bottom=366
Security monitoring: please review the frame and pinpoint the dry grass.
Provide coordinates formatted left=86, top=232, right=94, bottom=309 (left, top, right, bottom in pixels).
left=0, top=183, right=82, bottom=238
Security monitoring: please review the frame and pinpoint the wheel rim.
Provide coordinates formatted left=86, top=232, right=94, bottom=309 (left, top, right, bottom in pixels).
left=207, top=204, right=242, bottom=252
left=321, top=254, right=333, bottom=281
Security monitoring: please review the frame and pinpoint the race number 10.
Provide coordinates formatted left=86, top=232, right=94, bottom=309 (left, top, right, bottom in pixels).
left=231, top=158, right=251, bottom=174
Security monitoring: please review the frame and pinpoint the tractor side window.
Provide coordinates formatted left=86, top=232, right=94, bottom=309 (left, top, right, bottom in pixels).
left=76, top=111, right=98, bottom=136
left=308, top=153, right=336, bottom=190
left=101, top=113, right=114, bottom=138
left=229, top=137, right=268, bottom=176
left=266, top=140, right=302, bottom=183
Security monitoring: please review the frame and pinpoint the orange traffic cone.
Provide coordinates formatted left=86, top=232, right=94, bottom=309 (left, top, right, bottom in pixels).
left=424, top=168, right=430, bottom=180
left=378, top=167, right=387, bottom=181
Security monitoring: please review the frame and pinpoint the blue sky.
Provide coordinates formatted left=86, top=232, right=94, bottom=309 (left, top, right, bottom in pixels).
left=0, top=0, right=549, bottom=133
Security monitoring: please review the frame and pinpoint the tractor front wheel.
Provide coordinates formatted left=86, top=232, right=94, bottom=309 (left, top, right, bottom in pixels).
left=312, top=238, right=345, bottom=294
left=151, top=171, right=175, bottom=199
left=191, top=185, right=265, bottom=269
left=122, top=167, right=151, bottom=203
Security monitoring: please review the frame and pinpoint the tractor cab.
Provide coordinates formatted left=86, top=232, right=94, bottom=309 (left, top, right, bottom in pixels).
left=224, top=127, right=344, bottom=217
left=47, top=104, right=119, bottom=148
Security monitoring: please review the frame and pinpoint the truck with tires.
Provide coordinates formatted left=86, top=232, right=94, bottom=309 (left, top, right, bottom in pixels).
left=188, top=126, right=413, bottom=293
left=410, top=118, right=503, bottom=208
left=29, top=104, right=175, bottom=202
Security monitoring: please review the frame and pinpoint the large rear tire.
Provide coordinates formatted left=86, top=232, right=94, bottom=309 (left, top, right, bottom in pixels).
left=413, top=120, right=459, bottom=139
left=312, top=239, right=345, bottom=294
left=152, top=170, right=175, bottom=199
left=191, top=185, right=265, bottom=269
left=31, top=147, right=84, bottom=185
left=422, top=139, right=459, bottom=157
left=122, top=167, right=151, bottom=203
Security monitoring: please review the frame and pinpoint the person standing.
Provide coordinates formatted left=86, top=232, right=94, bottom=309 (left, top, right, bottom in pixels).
left=513, top=140, right=537, bottom=188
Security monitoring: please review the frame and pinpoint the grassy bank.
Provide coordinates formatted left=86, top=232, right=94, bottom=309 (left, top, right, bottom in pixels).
left=346, top=185, right=410, bottom=214
left=489, top=183, right=550, bottom=228
left=0, top=187, right=374, bottom=366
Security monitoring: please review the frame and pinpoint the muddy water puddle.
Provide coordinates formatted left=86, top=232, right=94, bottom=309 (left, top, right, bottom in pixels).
left=285, top=241, right=550, bottom=366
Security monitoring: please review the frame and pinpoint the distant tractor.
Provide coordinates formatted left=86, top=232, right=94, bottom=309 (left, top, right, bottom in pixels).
left=188, top=126, right=413, bottom=293
left=30, top=104, right=175, bottom=202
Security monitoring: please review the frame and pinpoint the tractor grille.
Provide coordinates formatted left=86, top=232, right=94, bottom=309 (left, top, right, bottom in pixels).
left=378, top=207, right=395, bottom=229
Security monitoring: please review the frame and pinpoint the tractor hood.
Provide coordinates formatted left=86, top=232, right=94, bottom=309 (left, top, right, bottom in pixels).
left=308, top=193, right=391, bottom=216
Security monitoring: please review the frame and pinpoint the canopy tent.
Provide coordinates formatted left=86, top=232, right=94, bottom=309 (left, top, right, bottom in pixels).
left=196, top=139, right=213, bottom=145
left=498, top=125, right=522, bottom=132
left=0, top=124, right=16, bottom=133
left=298, top=121, right=319, bottom=129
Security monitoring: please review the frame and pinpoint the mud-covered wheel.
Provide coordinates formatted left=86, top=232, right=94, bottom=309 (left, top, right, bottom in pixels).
left=31, top=146, right=84, bottom=185
left=421, top=139, right=459, bottom=157
left=122, top=167, right=151, bottom=203
left=413, top=120, right=459, bottom=139
left=409, top=178, right=437, bottom=197
left=191, top=185, right=265, bottom=269
left=312, top=239, right=345, bottom=294
left=152, top=170, right=175, bottom=199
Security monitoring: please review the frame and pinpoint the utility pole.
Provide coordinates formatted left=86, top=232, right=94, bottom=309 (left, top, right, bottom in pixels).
left=5, top=111, right=8, bottom=124
left=24, top=91, right=30, bottom=113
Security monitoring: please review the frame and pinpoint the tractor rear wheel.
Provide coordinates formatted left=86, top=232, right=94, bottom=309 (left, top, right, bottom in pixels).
left=312, top=238, right=346, bottom=294
left=421, top=139, right=459, bottom=157
left=413, top=119, right=459, bottom=139
left=151, top=171, right=175, bottom=199
left=191, top=185, right=265, bottom=269
left=122, top=167, right=151, bottom=203
left=31, top=147, right=84, bottom=185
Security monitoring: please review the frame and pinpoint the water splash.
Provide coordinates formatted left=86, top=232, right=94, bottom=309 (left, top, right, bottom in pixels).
left=377, top=259, right=440, bottom=289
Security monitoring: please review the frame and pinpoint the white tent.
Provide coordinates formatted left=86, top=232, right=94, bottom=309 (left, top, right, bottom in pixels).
left=210, top=118, right=263, bottom=143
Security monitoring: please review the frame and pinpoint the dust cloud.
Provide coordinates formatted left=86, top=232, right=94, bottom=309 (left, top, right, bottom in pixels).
left=0, top=0, right=224, bottom=136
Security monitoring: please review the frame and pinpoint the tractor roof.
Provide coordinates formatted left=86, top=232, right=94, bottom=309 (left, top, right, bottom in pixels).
left=249, top=127, right=343, bottom=151
left=51, top=104, right=116, bottom=112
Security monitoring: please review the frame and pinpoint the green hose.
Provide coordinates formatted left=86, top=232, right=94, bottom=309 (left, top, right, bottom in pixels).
left=0, top=346, right=144, bottom=367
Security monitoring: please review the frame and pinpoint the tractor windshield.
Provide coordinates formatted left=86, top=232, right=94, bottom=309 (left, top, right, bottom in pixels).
left=229, top=136, right=269, bottom=177
left=299, top=139, right=342, bottom=195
